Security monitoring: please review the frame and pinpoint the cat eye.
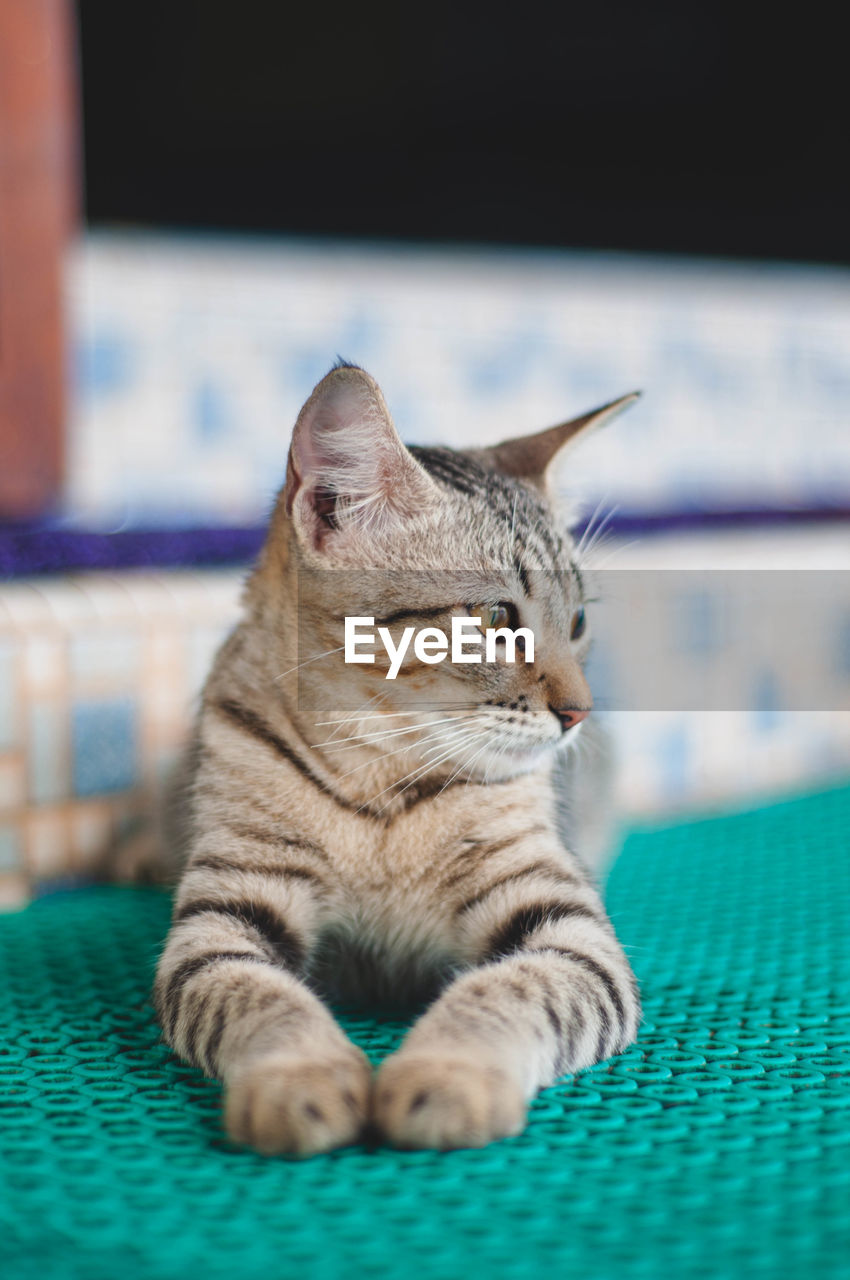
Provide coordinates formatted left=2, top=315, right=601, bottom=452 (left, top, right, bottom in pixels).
left=467, top=602, right=518, bottom=631
left=570, top=606, right=587, bottom=641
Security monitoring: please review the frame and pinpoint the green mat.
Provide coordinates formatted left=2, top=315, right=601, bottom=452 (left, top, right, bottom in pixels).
left=2, top=783, right=850, bottom=1280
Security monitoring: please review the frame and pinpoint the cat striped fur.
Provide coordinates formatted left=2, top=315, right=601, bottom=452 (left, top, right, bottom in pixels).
left=153, top=363, right=641, bottom=1154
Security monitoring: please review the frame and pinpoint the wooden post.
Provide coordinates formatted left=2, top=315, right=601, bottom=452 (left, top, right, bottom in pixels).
left=0, top=0, right=78, bottom=520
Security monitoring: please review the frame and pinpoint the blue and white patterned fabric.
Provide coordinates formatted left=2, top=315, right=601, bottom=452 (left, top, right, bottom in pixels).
left=67, top=233, right=850, bottom=527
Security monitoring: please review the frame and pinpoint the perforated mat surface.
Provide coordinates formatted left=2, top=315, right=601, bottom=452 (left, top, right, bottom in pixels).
left=2, top=783, right=849, bottom=1280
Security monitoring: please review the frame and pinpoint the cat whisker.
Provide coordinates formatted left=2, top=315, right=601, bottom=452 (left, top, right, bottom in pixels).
left=384, top=729, right=492, bottom=806
left=273, top=646, right=347, bottom=683
left=575, top=504, right=620, bottom=568
left=332, top=733, right=455, bottom=783
left=573, top=493, right=613, bottom=561
left=330, top=719, right=490, bottom=780
left=321, top=728, right=457, bottom=755
left=436, top=732, right=494, bottom=795
left=419, top=723, right=490, bottom=761
left=453, top=739, right=498, bottom=791
left=316, top=712, right=483, bottom=752
left=317, top=710, right=428, bottom=728
left=315, top=703, right=480, bottom=728
left=323, top=691, right=387, bottom=745
left=473, top=731, right=510, bottom=784
left=359, top=725, right=492, bottom=813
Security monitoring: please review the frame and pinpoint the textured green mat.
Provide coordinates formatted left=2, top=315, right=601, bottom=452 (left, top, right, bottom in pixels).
left=2, top=784, right=850, bottom=1280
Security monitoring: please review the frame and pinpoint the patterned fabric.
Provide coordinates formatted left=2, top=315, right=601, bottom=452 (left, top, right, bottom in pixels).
left=67, top=234, right=850, bottom=528
left=0, top=572, right=242, bottom=906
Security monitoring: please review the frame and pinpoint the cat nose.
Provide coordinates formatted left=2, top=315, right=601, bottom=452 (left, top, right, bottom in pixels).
left=550, top=705, right=591, bottom=732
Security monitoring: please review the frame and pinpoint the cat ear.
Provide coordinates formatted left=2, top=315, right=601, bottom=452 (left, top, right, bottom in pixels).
left=479, top=391, right=641, bottom=486
left=284, top=363, right=437, bottom=549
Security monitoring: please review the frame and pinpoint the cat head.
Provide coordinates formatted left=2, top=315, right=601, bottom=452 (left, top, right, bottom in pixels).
left=265, top=362, right=638, bottom=786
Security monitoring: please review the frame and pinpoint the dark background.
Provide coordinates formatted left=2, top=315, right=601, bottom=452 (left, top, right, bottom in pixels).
left=76, top=2, right=848, bottom=263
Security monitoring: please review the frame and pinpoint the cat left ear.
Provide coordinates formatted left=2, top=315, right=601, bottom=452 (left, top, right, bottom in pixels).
left=284, top=363, right=438, bottom=549
left=477, top=391, right=642, bottom=487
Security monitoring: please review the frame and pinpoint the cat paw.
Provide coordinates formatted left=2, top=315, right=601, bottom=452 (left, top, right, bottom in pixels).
left=224, top=1048, right=372, bottom=1156
left=372, top=1053, right=526, bottom=1150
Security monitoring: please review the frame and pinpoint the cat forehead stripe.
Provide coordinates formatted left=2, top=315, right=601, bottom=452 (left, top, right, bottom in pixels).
left=409, top=446, right=485, bottom=497
left=410, top=445, right=569, bottom=572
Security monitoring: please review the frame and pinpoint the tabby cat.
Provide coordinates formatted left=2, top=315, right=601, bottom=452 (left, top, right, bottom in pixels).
left=153, top=362, right=641, bottom=1154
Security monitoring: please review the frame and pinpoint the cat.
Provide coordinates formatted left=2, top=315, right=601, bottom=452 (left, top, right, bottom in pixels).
left=153, top=361, right=642, bottom=1154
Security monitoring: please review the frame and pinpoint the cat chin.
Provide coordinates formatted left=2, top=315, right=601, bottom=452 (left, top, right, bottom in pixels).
left=461, top=739, right=561, bottom=783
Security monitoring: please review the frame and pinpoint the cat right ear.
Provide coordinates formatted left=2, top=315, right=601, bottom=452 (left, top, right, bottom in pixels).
left=477, top=392, right=642, bottom=488
left=284, top=364, right=438, bottom=551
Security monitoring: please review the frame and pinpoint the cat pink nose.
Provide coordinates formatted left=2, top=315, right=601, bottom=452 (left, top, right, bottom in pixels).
left=551, top=706, right=591, bottom=732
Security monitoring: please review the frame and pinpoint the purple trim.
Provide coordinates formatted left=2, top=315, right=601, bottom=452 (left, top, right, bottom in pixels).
left=594, top=505, right=850, bottom=538
left=0, top=524, right=265, bottom=579
left=1, top=505, right=849, bottom=579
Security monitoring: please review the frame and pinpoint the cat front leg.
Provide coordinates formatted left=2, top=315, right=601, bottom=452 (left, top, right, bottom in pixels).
left=372, top=847, right=640, bottom=1149
left=153, top=843, right=371, bottom=1156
